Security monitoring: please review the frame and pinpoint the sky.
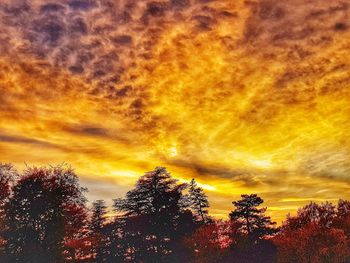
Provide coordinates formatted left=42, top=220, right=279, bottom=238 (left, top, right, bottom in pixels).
left=0, top=0, right=349, bottom=223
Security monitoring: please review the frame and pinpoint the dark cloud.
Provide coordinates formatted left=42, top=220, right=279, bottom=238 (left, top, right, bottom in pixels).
left=145, top=2, right=169, bottom=17
left=170, top=0, right=189, bottom=9
left=0, top=0, right=215, bottom=101
left=169, top=159, right=262, bottom=187
left=62, top=124, right=108, bottom=137
left=243, top=0, right=349, bottom=56
left=0, top=134, right=59, bottom=148
left=41, top=22, right=65, bottom=44
left=334, top=22, right=347, bottom=31
left=111, top=35, right=133, bottom=45
left=60, top=123, right=133, bottom=145
left=69, top=64, right=85, bottom=74
left=2, top=2, right=30, bottom=15
left=192, top=15, right=215, bottom=30
left=130, top=99, right=144, bottom=110
left=68, top=0, right=97, bottom=11
left=69, top=17, right=88, bottom=34
left=258, top=2, right=285, bottom=21
left=40, top=3, right=66, bottom=13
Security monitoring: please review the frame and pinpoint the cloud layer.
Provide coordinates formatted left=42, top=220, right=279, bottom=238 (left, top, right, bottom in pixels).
left=0, top=0, right=349, bottom=222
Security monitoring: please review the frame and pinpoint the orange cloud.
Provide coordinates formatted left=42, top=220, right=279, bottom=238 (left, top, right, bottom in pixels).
left=0, top=0, right=349, bottom=223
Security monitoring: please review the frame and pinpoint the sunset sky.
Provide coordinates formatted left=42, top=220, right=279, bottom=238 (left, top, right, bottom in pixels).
left=0, top=0, right=349, bottom=222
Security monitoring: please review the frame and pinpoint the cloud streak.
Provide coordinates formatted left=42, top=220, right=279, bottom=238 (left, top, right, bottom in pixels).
left=0, top=0, right=349, bottom=222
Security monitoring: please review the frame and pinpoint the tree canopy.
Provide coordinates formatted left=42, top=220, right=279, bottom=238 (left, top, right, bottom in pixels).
left=0, top=163, right=350, bottom=263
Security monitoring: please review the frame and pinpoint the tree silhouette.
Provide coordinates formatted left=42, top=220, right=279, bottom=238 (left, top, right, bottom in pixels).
left=229, top=194, right=277, bottom=240
left=184, top=220, right=232, bottom=263
left=227, top=194, right=277, bottom=263
left=187, top=179, right=210, bottom=224
left=334, top=199, right=350, bottom=239
left=0, top=164, right=17, bottom=210
left=275, top=201, right=350, bottom=262
left=0, top=163, right=18, bottom=260
left=114, top=167, right=196, bottom=262
left=3, top=165, right=88, bottom=263
left=287, top=202, right=336, bottom=230
left=102, top=218, right=126, bottom=263
left=4, top=163, right=350, bottom=263
left=275, top=222, right=349, bottom=263
left=90, top=200, right=108, bottom=262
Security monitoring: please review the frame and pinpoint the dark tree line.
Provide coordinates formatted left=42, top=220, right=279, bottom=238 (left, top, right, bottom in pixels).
left=1, top=163, right=350, bottom=263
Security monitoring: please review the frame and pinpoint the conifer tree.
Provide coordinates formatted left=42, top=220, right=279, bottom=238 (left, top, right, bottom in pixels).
left=230, top=194, right=276, bottom=240
left=188, top=178, right=210, bottom=223
left=114, top=167, right=195, bottom=262
left=90, top=200, right=108, bottom=262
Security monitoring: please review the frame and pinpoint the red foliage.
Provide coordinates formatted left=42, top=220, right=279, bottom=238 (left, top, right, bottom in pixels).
left=184, top=221, right=232, bottom=263
left=275, top=222, right=349, bottom=263
left=274, top=202, right=350, bottom=263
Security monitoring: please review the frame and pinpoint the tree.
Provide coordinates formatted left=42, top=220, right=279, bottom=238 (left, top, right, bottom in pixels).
left=229, top=194, right=277, bottom=240
left=284, top=202, right=336, bottom=231
left=227, top=194, right=277, bottom=263
left=114, top=167, right=196, bottom=262
left=0, top=163, right=17, bottom=260
left=187, top=179, right=210, bottom=224
left=103, top=219, right=126, bottom=263
left=90, top=200, right=108, bottom=262
left=333, top=199, right=350, bottom=238
left=3, top=165, right=88, bottom=262
left=274, top=201, right=350, bottom=263
left=184, top=220, right=232, bottom=263
left=0, top=163, right=17, bottom=210
left=275, top=222, right=349, bottom=263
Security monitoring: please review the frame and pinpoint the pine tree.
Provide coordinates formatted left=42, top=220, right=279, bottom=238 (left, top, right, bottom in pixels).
left=90, top=200, right=108, bottom=262
left=188, top=179, right=210, bottom=223
left=225, top=194, right=277, bottom=263
left=114, top=167, right=195, bottom=262
left=91, top=200, right=108, bottom=233
left=229, top=194, right=276, bottom=240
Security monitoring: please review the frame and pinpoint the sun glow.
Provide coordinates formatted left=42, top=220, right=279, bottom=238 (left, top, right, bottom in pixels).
left=0, top=0, right=349, bottom=223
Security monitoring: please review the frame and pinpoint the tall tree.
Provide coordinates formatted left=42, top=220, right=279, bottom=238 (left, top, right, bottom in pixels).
left=90, top=200, right=108, bottom=262
left=229, top=194, right=276, bottom=240
left=0, top=163, right=17, bottom=260
left=187, top=179, right=210, bottom=223
left=103, top=219, right=126, bottom=263
left=0, top=163, right=17, bottom=210
left=114, top=167, right=195, bottom=262
left=227, top=194, right=277, bottom=263
left=3, top=165, right=88, bottom=263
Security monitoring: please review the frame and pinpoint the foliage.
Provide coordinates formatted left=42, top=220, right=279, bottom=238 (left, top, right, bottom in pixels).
left=184, top=220, right=232, bottom=263
left=227, top=194, right=278, bottom=262
left=229, top=194, right=277, bottom=240
left=114, top=167, right=196, bottom=262
left=1, top=163, right=350, bottom=263
left=89, top=200, right=108, bottom=262
left=275, top=222, right=349, bottom=263
left=186, top=179, right=210, bottom=224
left=275, top=202, right=350, bottom=263
left=3, top=165, right=88, bottom=263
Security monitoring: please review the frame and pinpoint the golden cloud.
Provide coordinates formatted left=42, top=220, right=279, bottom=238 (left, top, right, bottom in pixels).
left=0, top=0, right=349, bottom=222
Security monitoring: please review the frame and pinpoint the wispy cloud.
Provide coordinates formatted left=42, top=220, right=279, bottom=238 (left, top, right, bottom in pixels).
left=0, top=0, right=349, bottom=222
